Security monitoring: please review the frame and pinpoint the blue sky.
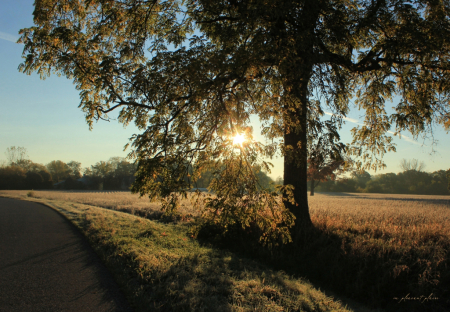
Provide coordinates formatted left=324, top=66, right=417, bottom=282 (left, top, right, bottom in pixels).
left=1, top=0, right=449, bottom=179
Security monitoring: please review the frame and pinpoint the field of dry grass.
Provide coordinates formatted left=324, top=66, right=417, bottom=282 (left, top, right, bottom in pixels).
left=309, top=193, right=450, bottom=243
left=0, top=190, right=202, bottom=219
left=1, top=190, right=449, bottom=311
left=3, top=190, right=449, bottom=245
left=2, top=190, right=449, bottom=246
left=3, top=190, right=449, bottom=221
left=305, top=193, right=450, bottom=312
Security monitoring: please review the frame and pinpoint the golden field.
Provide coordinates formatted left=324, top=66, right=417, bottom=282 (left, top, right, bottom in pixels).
left=2, top=190, right=449, bottom=248
left=1, top=190, right=449, bottom=311
left=1, top=190, right=449, bottom=228
left=309, top=193, right=450, bottom=243
left=3, top=190, right=449, bottom=266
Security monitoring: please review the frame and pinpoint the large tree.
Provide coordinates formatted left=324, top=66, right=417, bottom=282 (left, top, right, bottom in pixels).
left=19, top=0, right=450, bottom=239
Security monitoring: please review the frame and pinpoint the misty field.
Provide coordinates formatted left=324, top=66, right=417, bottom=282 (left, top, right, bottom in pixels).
left=1, top=190, right=449, bottom=311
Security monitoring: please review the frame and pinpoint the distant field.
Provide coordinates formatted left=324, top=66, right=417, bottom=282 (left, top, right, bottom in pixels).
left=0, top=190, right=200, bottom=219
left=2, top=190, right=449, bottom=244
left=1, top=190, right=449, bottom=225
left=309, top=192, right=450, bottom=239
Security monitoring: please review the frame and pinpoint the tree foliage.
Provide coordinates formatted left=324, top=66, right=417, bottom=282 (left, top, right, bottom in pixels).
left=46, top=160, right=71, bottom=183
left=447, top=169, right=450, bottom=191
left=19, top=0, right=450, bottom=240
left=67, top=161, right=82, bottom=179
left=306, top=120, right=348, bottom=195
left=0, top=147, right=53, bottom=190
left=0, top=148, right=138, bottom=191
left=88, top=157, right=137, bottom=190
left=351, top=170, right=372, bottom=190
left=0, top=166, right=27, bottom=190
left=315, top=168, right=449, bottom=195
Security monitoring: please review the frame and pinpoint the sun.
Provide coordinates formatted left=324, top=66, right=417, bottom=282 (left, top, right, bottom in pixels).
left=232, top=133, right=246, bottom=146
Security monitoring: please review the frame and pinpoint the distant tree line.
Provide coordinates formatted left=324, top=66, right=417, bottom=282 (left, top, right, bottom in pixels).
left=81, top=157, right=136, bottom=190
left=307, top=159, right=450, bottom=195
left=0, top=147, right=136, bottom=190
left=1, top=149, right=449, bottom=195
left=0, top=147, right=277, bottom=191
left=0, top=146, right=276, bottom=191
left=191, top=163, right=276, bottom=192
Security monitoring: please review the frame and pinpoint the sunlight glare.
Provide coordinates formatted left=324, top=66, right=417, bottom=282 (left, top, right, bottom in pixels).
left=232, top=133, right=246, bottom=146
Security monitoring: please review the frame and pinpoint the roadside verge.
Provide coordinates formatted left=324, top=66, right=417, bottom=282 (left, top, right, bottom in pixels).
left=1, top=193, right=353, bottom=312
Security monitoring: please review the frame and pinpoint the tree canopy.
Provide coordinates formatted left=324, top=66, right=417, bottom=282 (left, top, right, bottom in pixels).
left=19, top=0, right=450, bottom=240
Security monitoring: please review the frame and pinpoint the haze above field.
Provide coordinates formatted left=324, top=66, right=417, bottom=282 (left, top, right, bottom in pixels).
left=1, top=0, right=450, bottom=179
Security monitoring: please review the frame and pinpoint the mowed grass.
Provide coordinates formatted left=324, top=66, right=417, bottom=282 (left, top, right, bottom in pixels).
left=2, top=190, right=449, bottom=311
left=1, top=190, right=353, bottom=312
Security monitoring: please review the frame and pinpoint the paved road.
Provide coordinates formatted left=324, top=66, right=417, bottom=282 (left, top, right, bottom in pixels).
left=0, top=198, right=133, bottom=312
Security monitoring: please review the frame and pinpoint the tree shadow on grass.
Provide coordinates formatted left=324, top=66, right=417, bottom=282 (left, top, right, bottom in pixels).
left=192, top=223, right=449, bottom=312
left=122, top=248, right=352, bottom=312
left=271, top=227, right=449, bottom=312
left=140, top=252, right=234, bottom=312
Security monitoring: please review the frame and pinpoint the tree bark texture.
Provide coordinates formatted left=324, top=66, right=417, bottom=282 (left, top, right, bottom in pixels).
left=282, top=59, right=314, bottom=239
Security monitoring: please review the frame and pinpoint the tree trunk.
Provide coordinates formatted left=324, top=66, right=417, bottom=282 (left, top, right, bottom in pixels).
left=284, top=117, right=313, bottom=239
left=283, top=62, right=314, bottom=240
left=310, top=179, right=315, bottom=196
left=280, top=2, right=320, bottom=240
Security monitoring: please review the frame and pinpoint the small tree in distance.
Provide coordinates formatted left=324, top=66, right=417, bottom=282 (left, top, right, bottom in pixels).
left=5, top=146, right=29, bottom=167
left=399, top=159, right=426, bottom=172
left=307, top=159, right=345, bottom=196
left=67, top=161, right=82, bottom=179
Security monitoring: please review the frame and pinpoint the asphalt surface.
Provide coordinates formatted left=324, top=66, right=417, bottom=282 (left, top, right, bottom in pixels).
left=0, top=197, right=134, bottom=312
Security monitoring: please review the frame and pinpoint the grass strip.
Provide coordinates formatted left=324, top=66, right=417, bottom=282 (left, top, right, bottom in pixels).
left=8, top=194, right=354, bottom=312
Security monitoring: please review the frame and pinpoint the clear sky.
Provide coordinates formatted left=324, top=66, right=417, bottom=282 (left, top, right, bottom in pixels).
left=1, top=0, right=449, bottom=179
